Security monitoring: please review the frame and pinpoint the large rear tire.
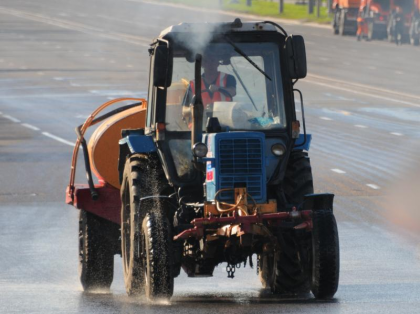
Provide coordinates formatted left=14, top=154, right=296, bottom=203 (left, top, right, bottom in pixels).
left=261, top=151, right=314, bottom=294
left=79, top=210, right=116, bottom=291
left=121, top=154, right=174, bottom=300
left=283, top=150, right=314, bottom=205
left=311, top=210, right=340, bottom=299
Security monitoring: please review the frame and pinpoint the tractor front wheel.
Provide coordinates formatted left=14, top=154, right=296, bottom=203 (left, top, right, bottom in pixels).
left=121, top=154, right=173, bottom=300
left=311, top=210, right=340, bottom=299
left=79, top=210, right=116, bottom=291
left=141, top=211, right=173, bottom=299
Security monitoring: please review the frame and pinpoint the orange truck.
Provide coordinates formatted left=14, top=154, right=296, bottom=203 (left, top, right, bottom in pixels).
left=359, top=0, right=391, bottom=40
left=387, top=0, right=416, bottom=43
left=409, top=0, right=420, bottom=44
left=332, top=0, right=361, bottom=35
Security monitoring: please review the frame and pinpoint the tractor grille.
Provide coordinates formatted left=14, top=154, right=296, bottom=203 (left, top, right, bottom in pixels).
left=218, top=138, right=264, bottom=202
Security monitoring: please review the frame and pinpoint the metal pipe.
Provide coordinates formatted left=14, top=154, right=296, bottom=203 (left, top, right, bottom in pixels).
left=191, top=54, right=203, bottom=151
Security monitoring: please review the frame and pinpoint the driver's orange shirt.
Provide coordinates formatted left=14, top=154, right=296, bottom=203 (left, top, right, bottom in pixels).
left=190, top=72, right=233, bottom=107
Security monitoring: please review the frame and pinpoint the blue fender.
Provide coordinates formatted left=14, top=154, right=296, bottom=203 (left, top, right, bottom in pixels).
left=119, top=131, right=156, bottom=154
left=294, top=133, right=312, bottom=151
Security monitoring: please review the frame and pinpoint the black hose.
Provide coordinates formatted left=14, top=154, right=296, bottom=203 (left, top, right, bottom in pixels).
left=75, top=126, right=98, bottom=200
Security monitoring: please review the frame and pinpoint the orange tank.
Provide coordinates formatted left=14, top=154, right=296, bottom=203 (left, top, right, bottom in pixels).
left=88, top=105, right=146, bottom=189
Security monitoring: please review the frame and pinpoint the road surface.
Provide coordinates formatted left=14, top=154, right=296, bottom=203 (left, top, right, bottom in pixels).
left=0, top=0, right=419, bottom=313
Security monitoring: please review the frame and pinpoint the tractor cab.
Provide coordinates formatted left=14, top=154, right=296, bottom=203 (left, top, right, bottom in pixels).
left=145, top=20, right=307, bottom=191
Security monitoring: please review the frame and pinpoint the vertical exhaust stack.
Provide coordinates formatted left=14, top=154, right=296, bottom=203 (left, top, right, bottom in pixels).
left=191, top=54, right=204, bottom=152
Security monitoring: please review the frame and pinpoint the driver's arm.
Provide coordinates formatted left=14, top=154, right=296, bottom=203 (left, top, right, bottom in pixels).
left=209, top=75, right=237, bottom=98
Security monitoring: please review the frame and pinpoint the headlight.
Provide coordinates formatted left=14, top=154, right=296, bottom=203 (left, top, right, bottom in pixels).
left=271, top=143, right=286, bottom=156
left=192, top=142, right=208, bottom=158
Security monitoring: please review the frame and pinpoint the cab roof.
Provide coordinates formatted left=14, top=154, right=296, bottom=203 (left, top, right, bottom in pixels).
left=158, top=20, right=277, bottom=38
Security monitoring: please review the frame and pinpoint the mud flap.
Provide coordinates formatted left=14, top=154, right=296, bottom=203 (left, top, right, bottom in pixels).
left=302, top=193, right=334, bottom=212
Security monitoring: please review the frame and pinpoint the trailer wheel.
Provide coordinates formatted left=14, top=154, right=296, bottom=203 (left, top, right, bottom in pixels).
left=79, top=210, right=115, bottom=291
left=140, top=210, right=174, bottom=300
left=121, top=154, right=173, bottom=299
left=311, top=210, right=340, bottom=299
left=283, top=150, right=314, bottom=205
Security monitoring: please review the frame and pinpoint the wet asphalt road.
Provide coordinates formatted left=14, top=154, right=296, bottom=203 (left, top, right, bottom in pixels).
left=0, top=0, right=420, bottom=313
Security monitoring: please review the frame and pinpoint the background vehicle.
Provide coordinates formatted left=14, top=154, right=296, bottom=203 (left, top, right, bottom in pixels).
left=409, top=0, right=420, bottom=44
left=360, top=0, right=391, bottom=40
left=387, top=0, right=415, bottom=43
left=333, top=0, right=361, bottom=35
left=66, top=19, right=340, bottom=301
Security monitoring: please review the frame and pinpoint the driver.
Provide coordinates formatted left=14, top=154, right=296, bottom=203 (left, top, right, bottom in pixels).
left=185, top=53, right=237, bottom=109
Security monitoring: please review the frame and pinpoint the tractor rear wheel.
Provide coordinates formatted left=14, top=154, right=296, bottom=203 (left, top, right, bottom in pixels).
left=311, top=210, right=340, bottom=299
left=283, top=150, right=314, bottom=205
left=262, top=150, right=314, bottom=294
left=79, top=210, right=115, bottom=291
left=121, top=154, right=173, bottom=300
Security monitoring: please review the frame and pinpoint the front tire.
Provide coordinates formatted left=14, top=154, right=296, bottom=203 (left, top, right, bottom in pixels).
left=141, top=211, right=174, bottom=299
left=121, top=156, right=144, bottom=295
left=121, top=154, right=174, bottom=300
left=79, top=210, right=116, bottom=291
left=311, top=210, right=340, bottom=299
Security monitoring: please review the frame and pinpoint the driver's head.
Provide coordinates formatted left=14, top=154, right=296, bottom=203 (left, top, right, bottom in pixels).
left=202, top=54, right=219, bottom=70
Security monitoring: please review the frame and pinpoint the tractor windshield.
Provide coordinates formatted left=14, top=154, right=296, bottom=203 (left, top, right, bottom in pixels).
left=165, top=42, right=285, bottom=132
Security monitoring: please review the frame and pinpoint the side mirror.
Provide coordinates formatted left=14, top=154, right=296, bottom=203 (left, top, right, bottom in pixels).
left=153, top=45, right=173, bottom=88
left=285, top=35, right=307, bottom=79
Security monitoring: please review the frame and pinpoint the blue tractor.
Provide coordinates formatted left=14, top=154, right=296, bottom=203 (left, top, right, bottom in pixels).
left=68, top=19, right=339, bottom=301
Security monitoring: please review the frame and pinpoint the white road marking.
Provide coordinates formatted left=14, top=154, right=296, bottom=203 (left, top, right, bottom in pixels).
left=0, top=7, right=150, bottom=47
left=21, top=123, right=40, bottom=131
left=331, top=169, right=346, bottom=174
left=390, top=132, right=403, bottom=136
left=366, top=184, right=380, bottom=190
left=320, top=117, right=332, bottom=121
left=355, top=125, right=368, bottom=128
left=308, top=74, right=420, bottom=105
left=307, top=80, right=420, bottom=108
left=42, top=132, right=74, bottom=146
left=75, top=114, right=89, bottom=119
left=319, top=57, right=329, bottom=61
left=2, top=115, right=20, bottom=123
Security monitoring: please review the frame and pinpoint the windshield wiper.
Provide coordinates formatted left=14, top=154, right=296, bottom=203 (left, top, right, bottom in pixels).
left=229, top=63, right=258, bottom=111
left=224, top=35, right=272, bottom=81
